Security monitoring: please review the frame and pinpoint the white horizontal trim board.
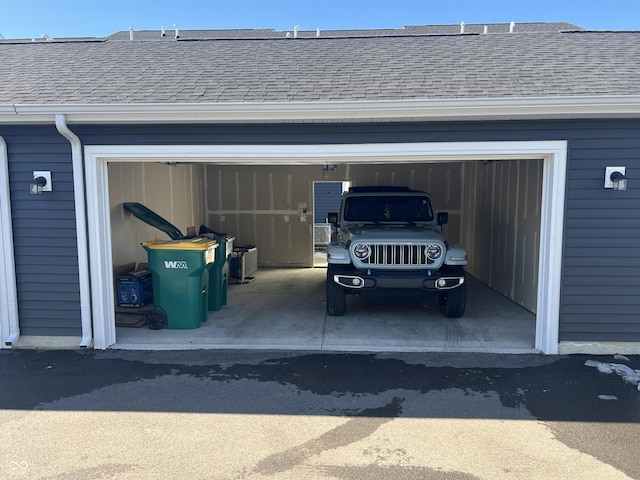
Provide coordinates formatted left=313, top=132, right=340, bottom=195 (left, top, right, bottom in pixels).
left=2, top=95, right=640, bottom=124
left=86, top=141, right=562, bottom=163
left=84, top=141, right=567, bottom=354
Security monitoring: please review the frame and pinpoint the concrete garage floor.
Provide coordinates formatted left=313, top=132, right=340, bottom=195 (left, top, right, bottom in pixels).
left=114, top=268, right=537, bottom=353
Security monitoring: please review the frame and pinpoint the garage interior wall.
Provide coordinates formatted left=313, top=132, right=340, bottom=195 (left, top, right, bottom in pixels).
left=108, top=162, right=207, bottom=270
left=204, top=165, right=317, bottom=267
left=462, top=159, right=543, bottom=313
left=204, top=163, right=464, bottom=268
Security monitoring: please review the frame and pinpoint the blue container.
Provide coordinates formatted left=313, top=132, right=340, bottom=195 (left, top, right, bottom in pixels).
left=116, top=269, right=153, bottom=308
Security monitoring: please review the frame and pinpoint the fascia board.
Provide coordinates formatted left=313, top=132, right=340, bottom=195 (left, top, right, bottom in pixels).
left=1, top=96, right=640, bottom=124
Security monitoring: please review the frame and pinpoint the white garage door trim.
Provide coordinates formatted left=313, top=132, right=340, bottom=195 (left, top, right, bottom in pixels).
left=84, top=141, right=567, bottom=353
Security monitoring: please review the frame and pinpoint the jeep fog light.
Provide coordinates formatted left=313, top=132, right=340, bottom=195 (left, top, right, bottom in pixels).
left=336, top=275, right=366, bottom=288
left=437, top=278, right=447, bottom=288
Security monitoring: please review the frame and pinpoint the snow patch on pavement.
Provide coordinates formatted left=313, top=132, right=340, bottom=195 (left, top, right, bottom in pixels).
left=585, top=357, right=640, bottom=391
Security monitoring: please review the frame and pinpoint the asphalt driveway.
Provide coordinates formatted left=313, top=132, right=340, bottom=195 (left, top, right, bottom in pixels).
left=1, top=350, right=639, bottom=479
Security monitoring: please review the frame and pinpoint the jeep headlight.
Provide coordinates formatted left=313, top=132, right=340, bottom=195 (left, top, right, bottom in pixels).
left=353, top=243, right=371, bottom=259
left=426, top=244, right=442, bottom=260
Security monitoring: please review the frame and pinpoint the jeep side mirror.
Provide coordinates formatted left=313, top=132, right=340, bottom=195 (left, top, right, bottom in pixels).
left=437, top=212, right=449, bottom=225
left=327, top=212, right=338, bottom=225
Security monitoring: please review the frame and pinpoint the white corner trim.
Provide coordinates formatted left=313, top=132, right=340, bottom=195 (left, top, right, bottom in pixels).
left=0, top=136, right=19, bottom=348
left=85, top=140, right=566, bottom=354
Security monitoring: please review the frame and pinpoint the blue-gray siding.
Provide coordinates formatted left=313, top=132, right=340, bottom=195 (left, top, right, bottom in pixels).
left=2, top=119, right=640, bottom=342
left=3, top=126, right=81, bottom=336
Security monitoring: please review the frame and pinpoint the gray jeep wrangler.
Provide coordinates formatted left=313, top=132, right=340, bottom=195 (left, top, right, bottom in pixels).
left=326, top=186, right=468, bottom=318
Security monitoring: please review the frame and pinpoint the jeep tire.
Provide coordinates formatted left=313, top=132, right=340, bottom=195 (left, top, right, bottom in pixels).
left=326, top=265, right=346, bottom=316
left=438, top=283, right=467, bottom=318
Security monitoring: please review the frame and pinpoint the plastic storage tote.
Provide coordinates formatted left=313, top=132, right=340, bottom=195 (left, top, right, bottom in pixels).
left=142, top=238, right=217, bottom=329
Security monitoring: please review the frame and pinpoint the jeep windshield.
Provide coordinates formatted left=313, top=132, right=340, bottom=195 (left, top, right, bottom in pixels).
left=343, top=195, right=434, bottom=223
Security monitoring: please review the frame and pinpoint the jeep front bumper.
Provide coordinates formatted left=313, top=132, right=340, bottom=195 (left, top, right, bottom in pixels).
left=332, top=270, right=464, bottom=291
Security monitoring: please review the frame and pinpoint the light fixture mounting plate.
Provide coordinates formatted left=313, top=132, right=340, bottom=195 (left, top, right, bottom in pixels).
left=604, top=166, right=625, bottom=189
left=33, top=171, right=52, bottom=192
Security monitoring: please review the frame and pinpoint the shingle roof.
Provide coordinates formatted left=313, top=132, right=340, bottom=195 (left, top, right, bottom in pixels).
left=1, top=23, right=639, bottom=106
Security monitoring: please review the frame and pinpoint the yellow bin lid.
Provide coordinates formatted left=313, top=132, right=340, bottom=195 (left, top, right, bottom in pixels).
left=142, top=238, right=218, bottom=250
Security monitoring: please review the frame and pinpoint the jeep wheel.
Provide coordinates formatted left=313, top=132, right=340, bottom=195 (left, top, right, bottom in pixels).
left=326, top=265, right=346, bottom=316
left=439, top=283, right=467, bottom=318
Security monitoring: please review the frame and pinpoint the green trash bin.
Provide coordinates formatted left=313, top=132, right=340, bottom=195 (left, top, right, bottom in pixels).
left=207, top=234, right=234, bottom=312
left=142, top=238, right=217, bottom=329
left=124, top=201, right=232, bottom=314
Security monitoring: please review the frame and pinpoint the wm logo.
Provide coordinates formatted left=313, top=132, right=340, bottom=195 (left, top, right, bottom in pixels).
left=164, top=260, right=188, bottom=269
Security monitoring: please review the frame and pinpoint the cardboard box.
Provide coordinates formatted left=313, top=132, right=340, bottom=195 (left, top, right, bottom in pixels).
left=116, top=263, right=153, bottom=308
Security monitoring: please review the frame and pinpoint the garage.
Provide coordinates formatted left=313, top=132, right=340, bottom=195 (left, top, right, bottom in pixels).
left=85, top=140, right=566, bottom=353
left=5, top=23, right=639, bottom=355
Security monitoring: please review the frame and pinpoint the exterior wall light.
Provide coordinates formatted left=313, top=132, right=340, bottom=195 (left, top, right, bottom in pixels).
left=29, top=170, right=52, bottom=195
left=604, top=167, right=627, bottom=192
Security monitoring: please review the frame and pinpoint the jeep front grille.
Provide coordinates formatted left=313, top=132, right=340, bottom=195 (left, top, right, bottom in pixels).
left=353, top=243, right=442, bottom=267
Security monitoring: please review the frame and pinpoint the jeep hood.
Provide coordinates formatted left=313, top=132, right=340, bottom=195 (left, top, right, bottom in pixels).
left=339, top=224, right=444, bottom=244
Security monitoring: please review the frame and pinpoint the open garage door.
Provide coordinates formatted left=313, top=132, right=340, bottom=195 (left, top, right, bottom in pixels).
left=85, top=141, right=566, bottom=353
